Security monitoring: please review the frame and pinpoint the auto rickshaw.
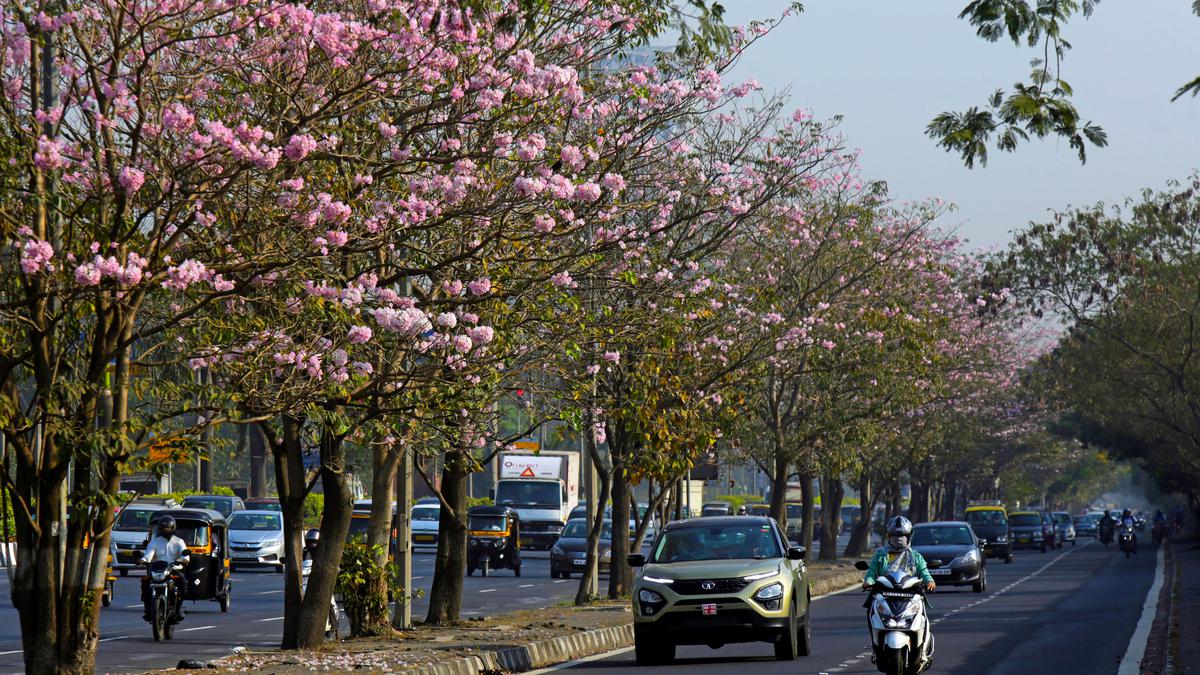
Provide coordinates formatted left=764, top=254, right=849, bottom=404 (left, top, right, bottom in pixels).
left=466, top=505, right=521, bottom=577
left=146, top=508, right=233, bottom=612
left=102, top=549, right=116, bottom=607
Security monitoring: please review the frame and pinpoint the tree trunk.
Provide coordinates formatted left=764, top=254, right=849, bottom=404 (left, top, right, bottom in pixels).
left=249, top=424, right=268, bottom=499
left=294, top=421, right=354, bottom=648
left=908, top=478, right=930, bottom=524
left=425, top=447, right=469, bottom=625
left=845, top=475, right=877, bottom=557
left=360, top=445, right=400, bottom=634
left=799, top=470, right=815, bottom=554
left=818, top=475, right=844, bottom=560
left=269, top=417, right=309, bottom=649
left=575, top=453, right=611, bottom=605
left=607, top=443, right=632, bottom=599
left=769, top=452, right=789, bottom=531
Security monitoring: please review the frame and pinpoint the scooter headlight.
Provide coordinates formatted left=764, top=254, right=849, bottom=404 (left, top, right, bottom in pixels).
left=898, top=597, right=922, bottom=619
left=872, top=595, right=891, bottom=617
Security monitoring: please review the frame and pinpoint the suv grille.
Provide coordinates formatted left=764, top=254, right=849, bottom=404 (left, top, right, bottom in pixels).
left=672, top=578, right=749, bottom=595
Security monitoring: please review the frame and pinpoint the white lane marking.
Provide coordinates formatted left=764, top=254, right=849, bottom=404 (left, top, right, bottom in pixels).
left=178, top=625, right=216, bottom=632
left=255, top=589, right=284, bottom=595
left=412, top=576, right=424, bottom=580
left=519, top=584, right=535, bottom=588
left=552, top=579, right=570, bottom=584
left=125, top=603, right=143, bottom=609
left=1117, top=544, right=1166, bottom=675
left=478, top=588, right=496, bottom=593
left=99, top=636, right=131, bottom=643
left=525, top=647, right=635, bottom=674
left=0, top=650, right=20, bottom=656
left=256, top=616, right=285, bottom=622
left=812, top=581, right=862, bottom=601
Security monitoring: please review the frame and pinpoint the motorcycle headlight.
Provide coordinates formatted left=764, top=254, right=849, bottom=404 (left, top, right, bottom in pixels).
left=150, top=569, right=168, bottom=582
left=898, top=597, right=922, bottom=620
left=754, top=582, right=784, bottom=600
left=873, top=595, right=891, bottom=617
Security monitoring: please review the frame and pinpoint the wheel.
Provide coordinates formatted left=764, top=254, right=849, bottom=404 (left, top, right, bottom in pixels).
left=164, top=619, right=174, bottom=640
left=102, top=588, right=112, bottom=608
left=549, top=567, right=559, bottom=579
left=151, top=597, right=166, bottom=642
left=514, top=564, right=521, bottom=578
left=219, top=591, right=231, bottom=613
left=972, top=569, right=986, bottom=593
left=1071, top=539, right=1076, bottom=547
left=276, top=564, right=284, bottom=573
left=774, top=605, right=799, bottom=660
left=882, top=647, right=906, bottom=675
left=1005, top=551, right=1013, bottom=564
left=797, top=608, right=812, bottom=657
left=481, top=560, right=489, bottom=577
left=120, top=569, right=128, bottom=577
left=1040, top=542, right=1047, bottom=553
left=561, top=570, right=571, bottom=579
left=1126, top=548, right=1131, bottom=559
left=634, top=632, right=674, bottom=665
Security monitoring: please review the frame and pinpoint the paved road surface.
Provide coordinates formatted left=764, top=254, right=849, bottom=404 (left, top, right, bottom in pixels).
left=554, top=538, right=1159, bottom=674
left=0, top=550, right=582, bottom=673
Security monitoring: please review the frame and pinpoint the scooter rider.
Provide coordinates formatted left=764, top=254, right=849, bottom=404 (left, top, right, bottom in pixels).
left=863, top=516, right=936, bottom=592
left=140, top=516, right=190, bottom=620
left=1121, top=509, right=1138, bottom=552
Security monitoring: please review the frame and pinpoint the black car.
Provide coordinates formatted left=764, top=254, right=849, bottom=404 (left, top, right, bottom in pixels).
left=964, top=509, right=1013, bottom=563
left=1008, top=511, right=1050, bottom=552
left=911, top=522, right=987, bottom=593
left=550, top=518, right=612, bottom=578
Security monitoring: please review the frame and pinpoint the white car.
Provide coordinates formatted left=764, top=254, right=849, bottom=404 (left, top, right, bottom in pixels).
left=411, top=503, right=440, bottom=550
left=228, top=510, right=285, bottom=572
left=110, top=502, right=175, bottom=574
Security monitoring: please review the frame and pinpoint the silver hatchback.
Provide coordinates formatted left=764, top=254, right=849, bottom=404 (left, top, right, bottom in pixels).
left=228, top=510, right=285, bottom=572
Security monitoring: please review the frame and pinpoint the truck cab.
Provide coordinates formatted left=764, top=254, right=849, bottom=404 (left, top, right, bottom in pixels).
left=494, top=452, right=579, bottom=550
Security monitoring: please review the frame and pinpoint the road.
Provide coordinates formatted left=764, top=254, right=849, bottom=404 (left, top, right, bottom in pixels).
left=0, top=549, right=583, bottom=674
left=553, top=538, right=1159, bottom=674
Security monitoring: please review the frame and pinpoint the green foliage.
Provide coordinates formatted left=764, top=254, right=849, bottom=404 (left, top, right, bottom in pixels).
left=715, top=494, right=763, bottom=512
left=304, top=493, right=325, bottom=528
left=335, top=542, right=397, bottom=637
left=131, top=486, right=236, bottom=505
left=466, top=496, right=493, bottom=508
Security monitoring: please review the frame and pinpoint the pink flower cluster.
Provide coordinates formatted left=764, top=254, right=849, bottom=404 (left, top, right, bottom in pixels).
left=73, top=252, right=147, bottom=287
left=19, top=239, right=54, bottom=274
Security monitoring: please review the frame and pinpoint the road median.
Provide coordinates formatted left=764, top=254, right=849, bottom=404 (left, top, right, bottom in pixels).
left=167, top=561, right=865, bottom=673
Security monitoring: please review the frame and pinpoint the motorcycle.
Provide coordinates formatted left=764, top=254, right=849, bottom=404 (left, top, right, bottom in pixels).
left=855, top=560, right=934, bottom=675
left=1152, top=523, right=1167, bottom=545
left=1099, top=522, right=1114, bottom=547
left=143, top=560, right=186, bottom=641
left=1119, top=527, right=1137, bottom=558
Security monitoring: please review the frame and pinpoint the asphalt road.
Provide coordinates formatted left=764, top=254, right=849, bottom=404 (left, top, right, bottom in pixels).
left=0, top=549, right=584, bottom=674
left=553, top=537, right=1159, bottom=674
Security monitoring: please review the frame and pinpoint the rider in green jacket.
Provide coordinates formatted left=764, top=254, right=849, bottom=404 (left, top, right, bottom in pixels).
left=863, top=516, right=936, bottom=591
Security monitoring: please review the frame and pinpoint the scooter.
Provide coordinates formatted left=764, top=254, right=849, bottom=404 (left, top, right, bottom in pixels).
left=1152, top=523, right=1167, bottom=545
left=1119, top=527, right=1137, bottom=558
left=855, top=560, right=934, bottom=675
left=143, top=560, right=186, bottom=641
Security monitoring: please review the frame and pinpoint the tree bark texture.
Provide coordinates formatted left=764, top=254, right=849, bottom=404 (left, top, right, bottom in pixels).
left=818, top=474, right=844, bottom=560
left=425, top=447, right=469, bottom=625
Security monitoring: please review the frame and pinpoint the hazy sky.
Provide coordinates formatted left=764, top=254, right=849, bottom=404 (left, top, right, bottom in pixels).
left=714, top=1, right=1200, bottom=250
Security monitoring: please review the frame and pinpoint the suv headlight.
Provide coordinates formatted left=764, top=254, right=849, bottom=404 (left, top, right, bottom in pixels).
left=639, top=589, right=664, bottom=603
left=754, top=582, right=784, bottom=610
left=995, top=535, right=1008, bottom=543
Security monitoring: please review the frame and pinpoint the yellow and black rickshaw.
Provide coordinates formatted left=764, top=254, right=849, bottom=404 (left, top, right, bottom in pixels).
left=466, top=505, right=521, bottom=577
left=102, top=549, right=116, bottom=607
left=147, top=508, right=232, bottom=612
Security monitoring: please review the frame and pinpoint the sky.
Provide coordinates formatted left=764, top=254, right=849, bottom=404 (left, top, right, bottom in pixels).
left=711, top=1, right=1200, bottom=250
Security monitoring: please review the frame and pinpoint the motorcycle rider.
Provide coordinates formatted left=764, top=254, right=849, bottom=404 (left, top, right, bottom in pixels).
left=862, top=516, right=936, bottom=592
left=1121, top=508, right=1138, bottom=552
left=140, top=516, right=190, bottom=620
left=1098, top=511, right=1117, bottom=543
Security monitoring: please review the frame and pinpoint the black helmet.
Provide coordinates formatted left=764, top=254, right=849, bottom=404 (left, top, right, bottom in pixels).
left=304, top=528, right=320, bottom=549
left=1122, top=509, right=1132, bottom=517
left=157, top=516, right=177, bottom=538
left=887, top=516, right=913, bottom=537
left=737, top=505, right=748, bottom=515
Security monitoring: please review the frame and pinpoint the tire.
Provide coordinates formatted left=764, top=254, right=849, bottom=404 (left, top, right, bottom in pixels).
left=562, top=571, right=571, bottom=579
left=549, top=567, right=558, bottom=579
left=120, top=569, right=128, bottom=577
left=514, top=564, right=521, bottom=578
left=1040, top=542, right=1047, bottom=553
left=151, top=597, right=166, bottom=642
left=882, top=647, right=906, bottom=675
left=102, top=587, right=112, bottom=608
left=1125, top=548, right=1131, bottom=559
left=481, top=560, right=489, bottom=577
left=634, top=633, right=674, bottom=665
left=1005, top=551, right=1013, bottom=564
left=276, top=564, right=284, bottom=573
left=972, top=569, right=986, bottom=593
left=164, top=619, right=174, bottom=640
left=219, top=590, right=231, bottom=613
left=1071, top=539, right=1076, bottom=547
left=774, top=606, right=799, bottom=660
left=797, top=608, right=812, bottom=657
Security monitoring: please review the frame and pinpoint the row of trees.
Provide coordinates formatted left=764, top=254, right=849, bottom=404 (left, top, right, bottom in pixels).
left=0, top=1, right=1136, bottom=672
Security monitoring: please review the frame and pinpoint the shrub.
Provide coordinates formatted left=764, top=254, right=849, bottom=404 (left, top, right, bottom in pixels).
left=304, top=493, right=325, bottom=528
left=335, top=541, right=397, bottom=637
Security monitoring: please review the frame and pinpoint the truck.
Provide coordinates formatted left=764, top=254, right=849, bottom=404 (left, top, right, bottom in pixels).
left=494, top=451, right=580, bottom=550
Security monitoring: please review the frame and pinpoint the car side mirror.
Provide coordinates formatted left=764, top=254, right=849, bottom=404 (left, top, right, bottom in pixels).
left=854, top=560, right=869, bottom=571
left=627, top=553, right=646, bottom=567
left=787, top=546, right=806, bottom=560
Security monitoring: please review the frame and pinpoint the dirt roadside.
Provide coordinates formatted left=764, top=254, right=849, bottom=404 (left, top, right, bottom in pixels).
left=164, top=561, right=865, bottom=673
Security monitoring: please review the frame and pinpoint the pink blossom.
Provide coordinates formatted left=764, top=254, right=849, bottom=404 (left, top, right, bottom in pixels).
left=550, top=271, right=575, bottom=288
left=453, top=335, right=473, bottom=354
left=601, top=173, right=626, bottom=193
left=468, top=278, right=491, bottom=296
left=559, top=145, right=585, bottom=171
left=118, top=167, right=145, bottom=194
left=19, top=240, right=54, bottom=274
left=212, top=274, right=235, bottom=292
left=352, top=361, right=374, bottom=376
left=284, top=134, right=317, bottom=161
left=468, top=326, right=494, bottom=344
left=533, top=214, right=555, bottom=233
left=74, top=263, right=101, bottom=286
left=574, top=182, right=602, bottom=202
left=442, top=279, right=464, bottom=296
left=435, top=312, right=458, bottom=328
left=586, top=364, right=601, bottom=376
left=162, top=102, right=195, bottom=132
left=603, top=351, right=621, bottom=363
left=163, top=259, right=210, bottom=291
left=325, top=230, right=349, bottom=247
left=347, top=325, right=373, bottom=344
left=34, top=136, right=66, bottom=171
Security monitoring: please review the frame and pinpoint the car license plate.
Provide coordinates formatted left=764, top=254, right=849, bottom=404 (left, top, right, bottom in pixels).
left=930, top=568, right=952, bottom=575
left=701, top=603, right=717, bottom=616
left=1018, top=536, right=1030, bottom=542
left=234, top=553, right=257, bottom=559
left=572, top=559, right=586, bottom=566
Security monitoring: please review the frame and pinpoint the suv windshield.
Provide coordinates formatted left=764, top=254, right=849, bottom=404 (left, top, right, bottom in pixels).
left=562, top=519, right=611, bottom=539
left=1052, top=513, right=1072, bottom=525
left=228, top=513, right=281, bottom=531
left=912, top=525, right=974, bottom=546
left=1010, top=514, right=1041, bottom=527
left=652, top=523, right=781, bottom=563
left=966, top=510, right=1007, bottom=527
left=495, top=481, right=560, bottom=508
left=412, top=507, right=439, bottom=522
left=115, top=507, right=158, bottom=531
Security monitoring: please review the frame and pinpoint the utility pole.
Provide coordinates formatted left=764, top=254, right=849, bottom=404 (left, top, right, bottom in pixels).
left=196, top=367, right=213, bottom=492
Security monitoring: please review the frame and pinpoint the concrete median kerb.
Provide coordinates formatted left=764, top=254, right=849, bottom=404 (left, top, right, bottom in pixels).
left=168, top=564, right=863, bottom=674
